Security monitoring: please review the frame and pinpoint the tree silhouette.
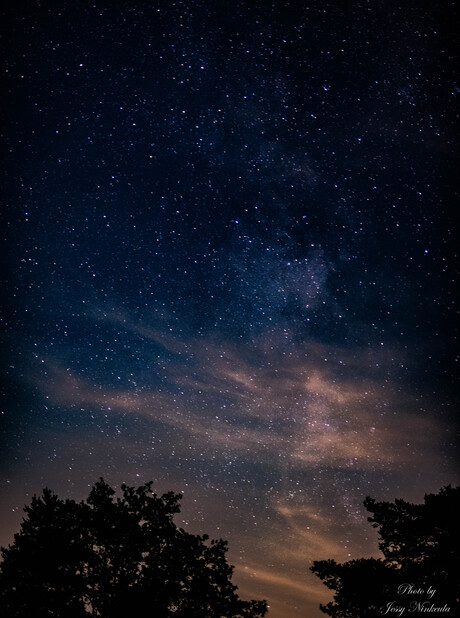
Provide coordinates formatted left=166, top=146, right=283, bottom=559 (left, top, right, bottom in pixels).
left=311, top=485, right=460, bottom=617
left=0, top=479, right=268, bottom=617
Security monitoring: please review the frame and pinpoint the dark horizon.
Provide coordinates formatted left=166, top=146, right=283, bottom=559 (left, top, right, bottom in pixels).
left=1, top=2, right=458, bottom=616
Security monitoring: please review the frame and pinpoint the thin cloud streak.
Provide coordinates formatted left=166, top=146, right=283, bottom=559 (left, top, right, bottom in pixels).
left=31, top=318, right=450, bottom=477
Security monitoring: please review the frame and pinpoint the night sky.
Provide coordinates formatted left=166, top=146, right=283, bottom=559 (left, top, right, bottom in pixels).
left=1, top=1, right=458, bottom=616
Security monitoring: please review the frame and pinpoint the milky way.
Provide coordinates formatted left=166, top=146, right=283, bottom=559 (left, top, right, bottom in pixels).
left=1, top=2, right=458, bottom=616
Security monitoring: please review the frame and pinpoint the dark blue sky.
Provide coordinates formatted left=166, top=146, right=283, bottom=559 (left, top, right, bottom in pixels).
left=1, top=2, right=458, bottom=615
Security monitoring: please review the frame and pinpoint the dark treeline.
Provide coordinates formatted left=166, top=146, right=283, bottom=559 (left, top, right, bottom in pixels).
left=1, top=482, right=458, bottom=617
left=0, top=479, right=267, bottom=617
left=311, top=485, right=460, bottom=617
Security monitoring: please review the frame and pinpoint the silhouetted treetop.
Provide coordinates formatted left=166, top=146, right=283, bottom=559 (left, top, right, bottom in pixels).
left=0, top=478, right=268, bottom=617
left=311, top=485, right=460, bottom=617
left=364, top=484, right=460, bottom=579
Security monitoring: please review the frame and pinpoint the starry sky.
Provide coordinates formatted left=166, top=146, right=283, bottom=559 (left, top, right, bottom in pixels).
left=1, top=1, right=458, bottom=616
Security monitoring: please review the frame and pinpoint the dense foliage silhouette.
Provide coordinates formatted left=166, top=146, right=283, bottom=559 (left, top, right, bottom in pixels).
left=0, top=479, right=268, bottom=617
left=311, top=485, right=460, bottom=617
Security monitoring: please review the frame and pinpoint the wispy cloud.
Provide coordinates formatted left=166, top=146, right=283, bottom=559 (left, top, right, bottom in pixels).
left=19, top=314, right=456, bottom=618
left=34, top=317, right=448, bottom=477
